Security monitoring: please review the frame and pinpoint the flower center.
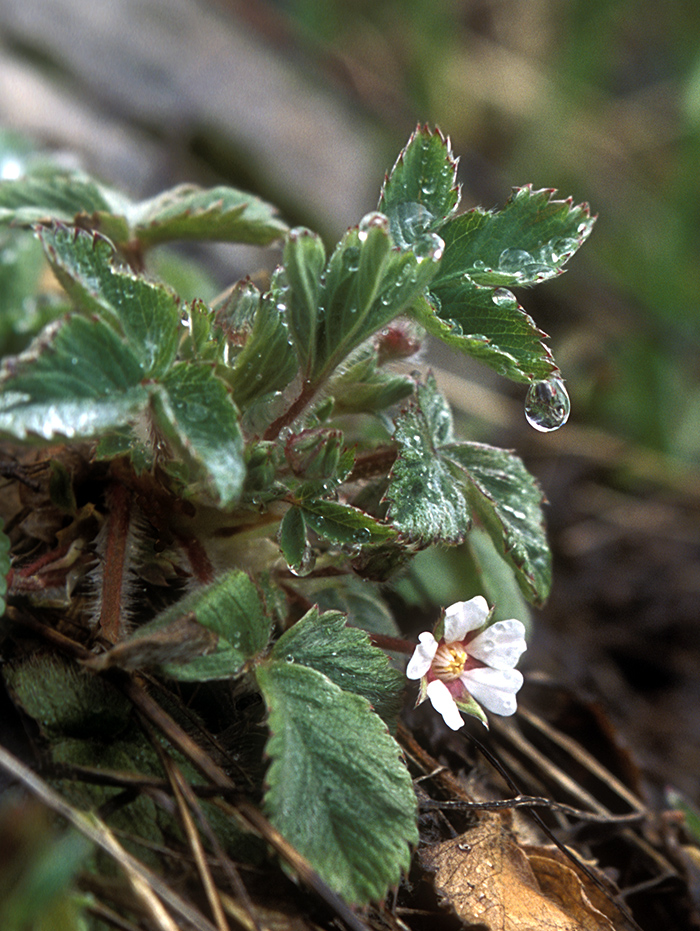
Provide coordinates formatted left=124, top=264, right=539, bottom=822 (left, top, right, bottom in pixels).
left=432, top=642, right=467, bottom=681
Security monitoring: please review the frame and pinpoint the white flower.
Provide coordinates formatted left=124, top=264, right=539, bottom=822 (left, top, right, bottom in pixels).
left=406, top=596, right=527, bottom=729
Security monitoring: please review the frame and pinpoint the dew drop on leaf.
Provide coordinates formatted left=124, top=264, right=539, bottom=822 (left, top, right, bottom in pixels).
left=524, top=376, right=570, bottom=432
left=492, top=288, right=515, bottom=307
left=413, top=232, right=444, bottom=262
left=288, top=546, right=317, bottom=577
left=498, top=248, right=532, bottom=274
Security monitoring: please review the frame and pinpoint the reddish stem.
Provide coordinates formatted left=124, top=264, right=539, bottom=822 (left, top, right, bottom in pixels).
left=99, top=483, right=133, bottom=644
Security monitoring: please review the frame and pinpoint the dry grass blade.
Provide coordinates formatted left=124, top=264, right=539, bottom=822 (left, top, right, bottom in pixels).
left=0, top=742, right=219, bottom=931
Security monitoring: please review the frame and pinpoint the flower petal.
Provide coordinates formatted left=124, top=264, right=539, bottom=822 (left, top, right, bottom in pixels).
left=468, top=619, right=527, bottom=669
left=426, top=679, right=464, bottom=730
left=444, top=596, right=489, bottom=643
left=462, top=666, right=523, bottom=716
left=406, top=631, right=438, bottom=679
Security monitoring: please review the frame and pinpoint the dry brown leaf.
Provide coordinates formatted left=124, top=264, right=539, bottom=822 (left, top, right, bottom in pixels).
left=419, top=812, right=616, bottom=931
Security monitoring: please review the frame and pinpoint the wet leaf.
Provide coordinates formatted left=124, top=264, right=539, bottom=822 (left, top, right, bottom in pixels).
left=271, top=605, right=404, bottom=722
left=132, top=183, right=288, bottom=247
left=40, top=225, right=180, bottom=378
left=0, top=315, right=149, bottom=443
left=379, top=124, right=460, bottom=248
left=119, top=569, right=271, bottom=681
left=257, top=659, right=417, bottom=904
left=299, top=497, right=395, bottom=547
left=443, top=441, right=551, bottom=604
left=152, top=362, right=245, bottom=506
left=384, top=374, right=469, bottom=544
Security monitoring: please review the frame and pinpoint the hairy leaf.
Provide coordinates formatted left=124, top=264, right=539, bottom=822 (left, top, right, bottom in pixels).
left=283, top=228, right=326, bottom=372
left=127, top=570, right=271, bottom=681
left=271, top=606, right=404, bottom=723
left=300, top=497, right=395, bottom=547
left=0, top=315, right=148, bottom=442
left=226, top=291, right=298, bottom=407
left=442, top=441, right=551, bottom=603
left=0, top=171, right=130, bottom=242
left=152, top=362, right=245, bottom=506
left=435, top=186, right=594, bottom=288
left=311, top=216, right=440, bottom=382
left=379, top=125, right=460, bottom=248
left=415, top=282, right=556, bottom=383
left=132, top=183, right=288, bottom=247
left=384, top=375, right=469, bottom=544
left=257, top=660, right=417, bottom=904
left=40, top=225, right=180, bottom=378
left=279, top=506, right=307, bottom=570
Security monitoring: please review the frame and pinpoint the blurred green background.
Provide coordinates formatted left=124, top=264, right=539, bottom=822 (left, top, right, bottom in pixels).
left=1, top=0, right=699, bottom=795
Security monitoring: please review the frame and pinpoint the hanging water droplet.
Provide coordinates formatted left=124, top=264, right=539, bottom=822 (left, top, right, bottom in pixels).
left=492, top=288, right=515, bottom=307
left=498, top=248, right=532, bottom=274
left=288, top=547, right=317, bottom=577
left=524, top=376, right=571, bottom=432
left=413, top=232, right=444, bottom=262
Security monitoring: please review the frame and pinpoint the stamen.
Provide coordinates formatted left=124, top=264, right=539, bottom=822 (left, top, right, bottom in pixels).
left=432, top=642, right=467, bottom=681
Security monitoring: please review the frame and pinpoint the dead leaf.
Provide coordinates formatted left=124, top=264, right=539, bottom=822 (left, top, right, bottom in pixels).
left=419, top=812, right=616, bottom=931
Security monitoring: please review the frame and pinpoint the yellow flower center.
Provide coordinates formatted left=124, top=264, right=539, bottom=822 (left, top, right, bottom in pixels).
left=432, top=642, right=467, bottom=681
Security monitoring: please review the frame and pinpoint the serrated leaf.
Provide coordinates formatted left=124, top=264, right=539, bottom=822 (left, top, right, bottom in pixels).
left=435, top=186, right=594, bottom=288
left=126, top=570, right=271, bottom=681
left=300, top=498, right=395, bottom=547
left=330, top=350, right=414, bottom=414
left=308, top=575, right=401, bottom=638
left=311, top=217, right=440, bottom=381
left=415, top=282, right=556, bottom=382
left=152, top=362, right=245, bottom=506
left=379, top=125, right=460, bottom=248
left=384, top=375, right=469, bottom=544
left=257, top=659, right=417, bottom=904
left=0, top=315, right=148, bottom=442
left=441, top=441, right=551, bottom=604
left=40, top=225, right=180, bottom=378
left=226, top=291, right=298, bottom=408
left=0, top=518, right=10, bottom=616
left=0, top=171, right=130, bottom=242
left=132, top=184, right=288, bottom=247
left=283, top=228, right=326, bottom=371
left=271, top=606, right=404, bottom=723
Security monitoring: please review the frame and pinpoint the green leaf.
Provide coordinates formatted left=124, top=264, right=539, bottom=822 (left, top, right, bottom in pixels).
left=415, top=281, right=556, bottom=383
left=271, top=606, right=404, bottom=722
left=379, top=125, right=460, bottom=248
left=415, top=187, right=595, bottom=383
left=40, top=225, right=180, bottom=378
left=441, top=441, right=551, bottom=604
left=130, top=570, right=271, bottom=681
left=152, top=362, right=245, bottom=506
left=0, top=315, right=148, bottom=442
left=435, top=186, right=594, bottom=288
left=283, top=228, right=326, bottom=372
left=384, top=375, right=469, bottom=544
left=226, top=291, right=298, bottom=408
left=279, top=506, right=307, bottom=569
left=330, top=349, right=414, bottom=414
left=308, top=575, right=401, bottom=638
left=0, top=229, right=52, bottom=358
left=132, top=184, right=288, bottom=247
left=312, top=216, right=440, bottom=381
left=0, top=171, right=130, bottom=242
left=300, top=498, right=395, bottom=547
left=256, top=659, right=417, bottom=904
left=0, top=518, right=11, bottom=616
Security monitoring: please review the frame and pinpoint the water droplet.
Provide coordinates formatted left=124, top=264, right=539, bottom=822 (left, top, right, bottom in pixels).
left=342, top=246, right=360, bottom=272
left=498, top=248, right=532, bottom=274
left=285, top=654, right=295, bottom=663
left=413, top=232, right=444, bottom=262
left=521, top=262, right=553, bottom=280
left=492, top=288, right=515, bottom=307
left=358, top=212, right=389, bottom=242
left=289, top=547, right=317, bottom=577
left=524, top=376, right=571, bottom=432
